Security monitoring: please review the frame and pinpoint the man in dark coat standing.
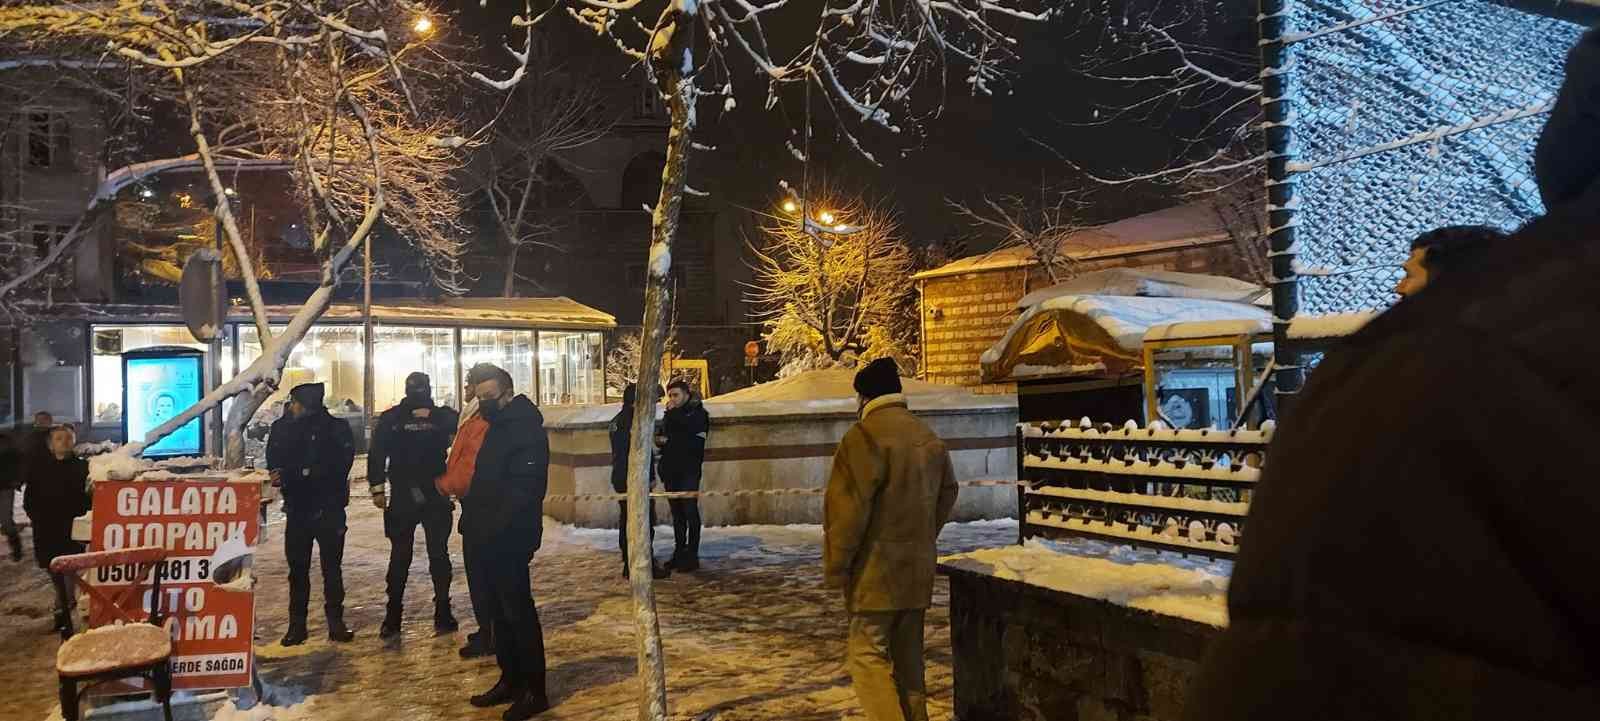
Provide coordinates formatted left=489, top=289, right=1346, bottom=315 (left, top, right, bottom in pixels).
left=266, top=382, right=357, bottom=646
left=1185, top=28, right=1600, bottom=721
left=369, top=372, right=460, bottom=639
left=657, top=379, right=709, bottom=572
left=610, top=383, right=669, bottom=580
left=460, top=364, right=551, bottom=721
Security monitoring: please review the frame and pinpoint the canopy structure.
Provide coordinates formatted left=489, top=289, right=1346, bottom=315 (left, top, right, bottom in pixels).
left=980, top=295, right=1270, bottom=383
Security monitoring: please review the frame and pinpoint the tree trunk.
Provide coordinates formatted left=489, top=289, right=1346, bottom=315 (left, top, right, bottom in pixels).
left=624, top=9, right=695, bottom=720
left=503, top=241, right=520, bottom=297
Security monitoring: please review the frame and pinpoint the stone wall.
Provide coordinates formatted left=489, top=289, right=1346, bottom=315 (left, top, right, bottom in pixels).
left=941, top=564, right=1219, bottom=721
left=542, top=397, right=1019, bottom=527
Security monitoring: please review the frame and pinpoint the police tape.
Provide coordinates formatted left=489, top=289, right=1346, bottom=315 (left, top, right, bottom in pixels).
left=541, top=479, right=1028, bottom=503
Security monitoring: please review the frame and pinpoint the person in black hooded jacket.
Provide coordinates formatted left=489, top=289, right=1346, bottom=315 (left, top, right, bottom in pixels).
left=369, top=371, right=460, bottom=639
left=610, top=383, right=669, bottom=580
left=460, top=364, right=551, bottom=721
left=1184, top=28, right=1600, bottom=721
left=24, top=425, right=89, bottom=633
left=657, top=379, right=710, bottom=572
left=266, top=382, right=357, bottom=646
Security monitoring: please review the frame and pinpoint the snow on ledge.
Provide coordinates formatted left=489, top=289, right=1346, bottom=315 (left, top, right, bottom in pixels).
left=1285, top=310, right=1379, bottom=340
left=940, top=537, right=1230, bottom=627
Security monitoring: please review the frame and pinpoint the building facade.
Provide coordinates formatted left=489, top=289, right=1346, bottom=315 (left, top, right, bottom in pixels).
left=916, top=203, right=1261, bottom=389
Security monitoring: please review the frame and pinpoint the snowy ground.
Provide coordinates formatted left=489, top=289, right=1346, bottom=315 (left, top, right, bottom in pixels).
left=1, top=492, right=1019, bottom=721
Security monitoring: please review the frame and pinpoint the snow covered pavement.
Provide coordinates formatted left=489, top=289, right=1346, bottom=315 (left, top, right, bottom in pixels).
left=0, top=495, right=1019, bottom=720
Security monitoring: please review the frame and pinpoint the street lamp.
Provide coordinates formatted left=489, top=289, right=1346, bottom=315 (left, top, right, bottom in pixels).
left=817, top=210, right=836, bottom=225
left=413, top=15, right=434, bottom=34
left=781, top=199, right=798, bottom=214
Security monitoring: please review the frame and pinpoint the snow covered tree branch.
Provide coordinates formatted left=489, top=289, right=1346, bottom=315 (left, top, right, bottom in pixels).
left=749, top=193, right=916, bottom=374
left=0, top=1, right=525, bottom=463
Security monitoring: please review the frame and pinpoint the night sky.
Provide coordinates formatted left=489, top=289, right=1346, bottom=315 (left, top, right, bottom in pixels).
left=446, top=0, right=1261, bottom=251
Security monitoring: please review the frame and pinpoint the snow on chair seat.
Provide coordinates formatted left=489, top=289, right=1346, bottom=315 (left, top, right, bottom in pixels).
left=57, top=623, right=173, bottom=677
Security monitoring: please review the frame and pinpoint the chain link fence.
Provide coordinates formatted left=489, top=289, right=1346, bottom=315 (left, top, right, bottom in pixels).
left=1277, top=0, right=1590, bottom=317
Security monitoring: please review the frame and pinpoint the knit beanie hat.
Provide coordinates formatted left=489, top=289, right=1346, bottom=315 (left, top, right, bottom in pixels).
left=289, top=382, right=325, bottom=410
left=852, top=358, right=903, bottom=400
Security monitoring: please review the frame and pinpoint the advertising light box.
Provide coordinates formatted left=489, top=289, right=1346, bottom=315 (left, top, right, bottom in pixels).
left=123, top=348, right=205, bottom=458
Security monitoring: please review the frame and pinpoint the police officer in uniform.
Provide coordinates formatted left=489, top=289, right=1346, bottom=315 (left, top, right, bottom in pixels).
left=369, top=372, right=460, bottom=639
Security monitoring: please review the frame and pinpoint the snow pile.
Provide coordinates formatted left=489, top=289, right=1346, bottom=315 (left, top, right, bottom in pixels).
left=1144, top=318, right=1272, bottom=342
left=980, top=295, right=1270, bottom=375
left=1286, top=310, right=1379, bottom=339
left=714, top=368, right=959, bottom=403
left=940, top=537, right=1231, bottom=626
left=74, top=440, right=119, bottom=457
left=89, top=450, right=151, bottom=482
left=1016, top=268, right=1267, bottom=309
left=56, top=622, right=171, bottom=675
left=705, top=368, right=1015, bottom=418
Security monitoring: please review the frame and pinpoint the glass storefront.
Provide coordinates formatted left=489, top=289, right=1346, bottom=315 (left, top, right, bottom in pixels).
left=90, top=325, right=211, bottom=428
left=239, top=324, right=366, bottom=420
left=539, top=331, right=603, bottom=406
left=372, top=326, right=457, bottom=411
left=461, top=329, right=535, bottom=398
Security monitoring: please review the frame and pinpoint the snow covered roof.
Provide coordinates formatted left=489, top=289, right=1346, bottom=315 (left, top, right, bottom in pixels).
left=912, top=203, right=1236, bottom=280
left=1016, top=268, right=1268, bottom=310
left=1144, top=318, right=1272, bottom=343
left=17, top=296, right=616, bottom=330
left=980, top=295, right=1269, bottom=383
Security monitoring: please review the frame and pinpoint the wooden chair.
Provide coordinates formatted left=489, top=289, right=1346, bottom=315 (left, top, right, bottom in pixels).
left=50, top=546, right=174, bottom=721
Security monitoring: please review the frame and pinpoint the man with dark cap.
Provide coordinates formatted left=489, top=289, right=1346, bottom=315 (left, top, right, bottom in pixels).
left=460, top=363, right=551, bottom=720
left=657, top=379, right=710, bottom=571
left=611, top=383, right=670, bottom=579
left=824, top=358, right=959, bottom=721
left=1184, top=28, right=1600, bottom=721
left=1395, top=224, right=1509, bottom=297
left=369, top=372, right=460, bottom=639
left=266, top=382, right=357, bottom=646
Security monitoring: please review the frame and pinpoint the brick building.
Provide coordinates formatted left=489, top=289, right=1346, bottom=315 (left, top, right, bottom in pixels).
left=915, top=203, right=1259, bottom=389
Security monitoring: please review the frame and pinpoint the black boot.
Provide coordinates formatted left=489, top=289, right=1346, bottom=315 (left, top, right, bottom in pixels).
left=470, top=677, right=520, bottom=708
left=459, top=630, right=494, bottom=659
left=327, top=612, right=355, bottom=643
left=281, top=620, right=309, bottom=647
left=502, top=687, right=551, bottom=721
left=434, top=602, right=459, bottom=633
left=380, top=607, right=402, bottom=640
left=4, top=531, right=21, bottom=562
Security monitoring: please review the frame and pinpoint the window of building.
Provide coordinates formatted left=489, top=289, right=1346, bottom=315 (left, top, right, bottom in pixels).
left=238, top=325, right=365, bottom=424
left=26, top=110, right=70, bottom=169
left=636, top=82, right=665, bottom=119
left=90, top=325, right=211, bottom=427
left=371, top=325, right=457, bottom=411
left=460, top=329, right=535, bottom=399
left=539, top=331, right=603, bottom=406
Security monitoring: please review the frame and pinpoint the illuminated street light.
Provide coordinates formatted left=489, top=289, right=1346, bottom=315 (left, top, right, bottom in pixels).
left=781, top=199, right=798, bottom=214
left=413, top=15, right=434, bottom=34
left=817, top=210, right=836, bottom=225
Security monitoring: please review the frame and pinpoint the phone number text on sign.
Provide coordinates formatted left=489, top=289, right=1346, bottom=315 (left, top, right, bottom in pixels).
left=90, top=480, right=260, bottom=693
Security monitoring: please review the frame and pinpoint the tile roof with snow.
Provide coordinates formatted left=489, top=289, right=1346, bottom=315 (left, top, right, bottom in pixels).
left=913, top=203, right=1236, bottom=280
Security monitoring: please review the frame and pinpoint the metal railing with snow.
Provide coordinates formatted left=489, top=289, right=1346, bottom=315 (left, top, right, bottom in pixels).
left=1017, top=418, right=1274, bottom=558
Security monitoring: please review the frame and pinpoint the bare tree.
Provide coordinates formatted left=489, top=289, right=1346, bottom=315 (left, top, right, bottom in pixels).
left=0, top=1, right=533, bottom=464
left=523, top=0, right=1050, bottom=715
left=749, top=196, right=916, bottom=374
left=469, top=41, right=611, bottom=296
left=951, top=188, right=1093, bottom=283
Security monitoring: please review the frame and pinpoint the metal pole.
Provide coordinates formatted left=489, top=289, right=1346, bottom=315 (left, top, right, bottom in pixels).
left=211, top=209, right=226, bottom=459
left=1259, top=0, right=1304, bottom=413
left=362, top=230, right=374, bottom=445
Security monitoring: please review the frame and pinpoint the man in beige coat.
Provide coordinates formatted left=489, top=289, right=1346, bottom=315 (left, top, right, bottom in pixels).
left=824, top=358, right=960, bottom=721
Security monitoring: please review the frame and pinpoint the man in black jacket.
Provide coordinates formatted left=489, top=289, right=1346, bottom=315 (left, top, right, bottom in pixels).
left=657, top=380, right=709, bottom=572
left=369, top=372, right=460, bottom=639
left=460, top=364, right=551, bottom=721
left=266, top=382, right=357, bottom=646
left=611, top=383, right=669, bottom=580
left=1185, top=28, right=1600, bottom=721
